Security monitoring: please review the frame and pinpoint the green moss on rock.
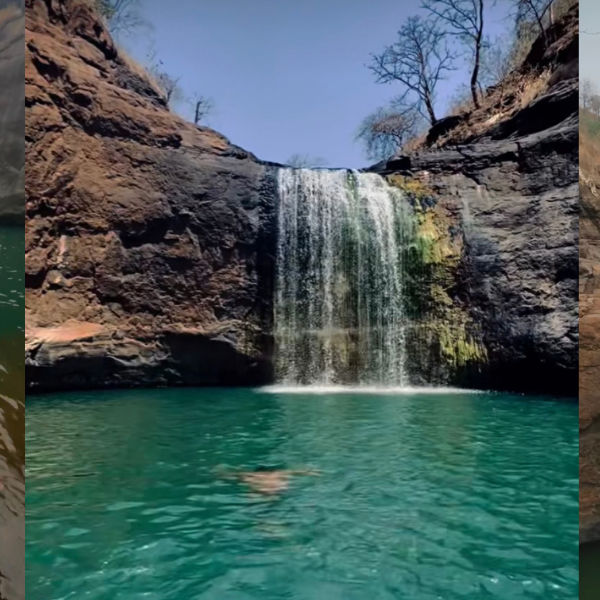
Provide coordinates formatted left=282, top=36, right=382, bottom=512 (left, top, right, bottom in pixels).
left=386, top=174, right=434, bottom=205
left=388, top=173, right=488, bottom=378
left=439, top=320, right=488, bottom=367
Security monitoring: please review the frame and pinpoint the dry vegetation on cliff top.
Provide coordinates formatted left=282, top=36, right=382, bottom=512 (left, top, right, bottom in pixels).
left=88, top=0, right=577, bottom=159
left=422, top=3, right=577, bottom=149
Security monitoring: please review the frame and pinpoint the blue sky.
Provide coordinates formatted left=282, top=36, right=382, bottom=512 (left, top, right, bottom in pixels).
left=121, top=1, right=513, bottom=168
left=581, top=1, right=600, bottom=86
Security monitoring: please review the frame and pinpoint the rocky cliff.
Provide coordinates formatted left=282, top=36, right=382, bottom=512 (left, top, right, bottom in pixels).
left=26, top=0, right=277, bottom=390
left=373, top=83, right=578, bottom=394
left=25, top=0, right=578, bottom=396
left=372, top=7, right=577, bottom=395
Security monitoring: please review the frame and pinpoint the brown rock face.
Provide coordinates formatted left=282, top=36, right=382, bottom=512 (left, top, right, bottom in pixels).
left=25, top=0, right=277, bottom=390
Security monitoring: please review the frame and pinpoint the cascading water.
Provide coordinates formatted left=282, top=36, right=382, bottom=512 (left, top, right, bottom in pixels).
left=274, top=168, right=413, bottom=386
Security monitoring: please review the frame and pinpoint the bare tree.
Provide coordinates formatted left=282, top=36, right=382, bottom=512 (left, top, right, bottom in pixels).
left=95, top=0, right=146, bottom=36
left=480, top=35, right=512, bottom=88
left=191, top=95, right=214, bottom=125
left=145, top=49, right=182, bottom=107
left=513, top=0, right=554, bottom=47
left=286, top=154, right=329, bottom=168
left=369, top=16, right=455, bottom=126
left=504, top=18, right=537, bottom=69
left=582, top=80, right=596, bottom=111
left=423, top=0, right=485, bottom=109
left=591, top=95, right=600, bottom=118
left=446, top=85, right=474, bottom=115
left=156, top=71, right=181, bottom=105
left=356, top=104, right=422, bottom=161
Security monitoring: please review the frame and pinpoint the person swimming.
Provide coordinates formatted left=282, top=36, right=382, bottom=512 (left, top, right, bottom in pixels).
left=217, top=464, right=320, bottom=496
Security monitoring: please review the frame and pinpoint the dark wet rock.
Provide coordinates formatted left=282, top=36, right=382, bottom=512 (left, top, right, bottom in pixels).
left=373, top=78, right=578, bottom=396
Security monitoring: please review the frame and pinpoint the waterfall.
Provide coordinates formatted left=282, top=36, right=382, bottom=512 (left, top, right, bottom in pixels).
left=274, top=168, right=412, bottom=386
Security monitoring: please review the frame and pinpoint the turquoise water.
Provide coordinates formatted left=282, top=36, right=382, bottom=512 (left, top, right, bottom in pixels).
left=26, top=388, right=578, bottom=599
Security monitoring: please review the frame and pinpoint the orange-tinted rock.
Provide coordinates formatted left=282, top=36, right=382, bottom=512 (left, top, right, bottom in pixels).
left=25, top=0, right=277, bottom=390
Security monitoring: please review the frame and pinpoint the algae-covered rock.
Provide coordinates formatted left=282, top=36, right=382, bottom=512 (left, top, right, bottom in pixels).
left=387, top=174, right=488, bottom=385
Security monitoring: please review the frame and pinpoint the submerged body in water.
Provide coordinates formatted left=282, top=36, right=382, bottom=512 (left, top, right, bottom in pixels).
left=27, top=387, right=577, bottom=600
left=222, top=467, right=320, bottom=496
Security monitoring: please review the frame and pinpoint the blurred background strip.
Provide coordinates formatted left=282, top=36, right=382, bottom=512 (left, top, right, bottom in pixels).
left=0, top=0, right=24, bottom=599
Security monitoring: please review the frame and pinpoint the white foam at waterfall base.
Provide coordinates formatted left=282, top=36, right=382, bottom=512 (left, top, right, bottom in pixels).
left=274, top=167, right=414, bottom=387
left=261, top=385, right=483, bottom=395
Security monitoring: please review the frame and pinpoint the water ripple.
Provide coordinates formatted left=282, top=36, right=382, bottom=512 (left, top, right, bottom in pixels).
left=26, top=388, right=577, bottom=599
